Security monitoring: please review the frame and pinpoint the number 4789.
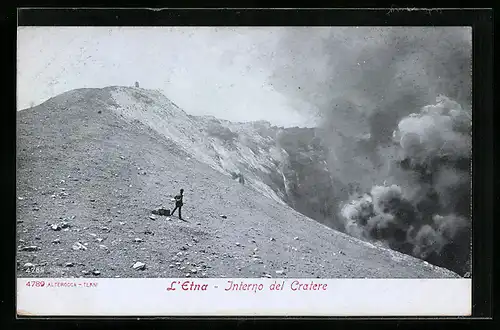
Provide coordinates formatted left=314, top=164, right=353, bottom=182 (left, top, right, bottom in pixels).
left=26, top=281, right=45, bottom=287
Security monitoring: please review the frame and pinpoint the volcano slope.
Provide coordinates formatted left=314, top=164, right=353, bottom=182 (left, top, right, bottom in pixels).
left=16, top=88, right=459, bottom=278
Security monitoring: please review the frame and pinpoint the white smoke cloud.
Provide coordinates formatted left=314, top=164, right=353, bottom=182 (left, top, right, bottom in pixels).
left=396, top=95, right=471, bottom=164
left=338, top=96, right=471, bottom=275
left=266, top=27, right=471, bottom=275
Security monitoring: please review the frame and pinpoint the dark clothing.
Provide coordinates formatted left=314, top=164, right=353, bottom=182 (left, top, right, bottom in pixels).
left=174, top=194, right=183, bottom=207
left=172, top=193, right=183, bottom=219
left=171, top=205, right=182, bottom=219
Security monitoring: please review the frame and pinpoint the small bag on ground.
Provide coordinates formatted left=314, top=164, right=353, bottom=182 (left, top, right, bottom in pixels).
left=158, top=208, right=170, bottom=216
left=152, top=208, right=170, bottom=216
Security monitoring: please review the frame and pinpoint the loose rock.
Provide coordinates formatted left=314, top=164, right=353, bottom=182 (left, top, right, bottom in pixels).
left=51, top=224, right=61, bottom=231
left=149, top=214, right=156, bottom=220
left=132, top=262, right=146, bottom=270
left=253, top=258, right=263, bottom=264
left=220, top=215, right=227, bottom=219
left=65, top=262, right=74, bottom=267
left=52, top=238, right=61, bottom=244
left=23, top=263, right=35, bottom=268
left=92, top=270, right=101, bottom=276
left=134, top=238, right=143, bottom=243
left=72, top=242, right=87, bottom=251
left=20, top=246, right=40, bottom=252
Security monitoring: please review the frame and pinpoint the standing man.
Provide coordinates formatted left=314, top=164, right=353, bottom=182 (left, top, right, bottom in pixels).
left=171, top=189, right=184, bottom=220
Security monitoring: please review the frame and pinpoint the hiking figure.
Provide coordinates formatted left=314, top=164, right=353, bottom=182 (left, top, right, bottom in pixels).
left=171, top=189, right=184, bottom=220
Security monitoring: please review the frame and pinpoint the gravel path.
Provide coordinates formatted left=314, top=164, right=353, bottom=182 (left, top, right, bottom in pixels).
left=16, top=90, right=460, bottom=279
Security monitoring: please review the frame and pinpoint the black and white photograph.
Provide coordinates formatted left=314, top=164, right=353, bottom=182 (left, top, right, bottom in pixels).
left=16, top=25, right=472, bottom=286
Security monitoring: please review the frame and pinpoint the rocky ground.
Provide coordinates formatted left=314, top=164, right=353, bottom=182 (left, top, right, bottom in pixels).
left=16, top=89, right=460, bottom=279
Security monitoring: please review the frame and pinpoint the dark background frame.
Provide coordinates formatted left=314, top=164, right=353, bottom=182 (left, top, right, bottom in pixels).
left=3, top=6, right=494, bottom=327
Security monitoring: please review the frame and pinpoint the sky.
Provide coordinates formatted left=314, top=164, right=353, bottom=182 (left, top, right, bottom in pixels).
left=17, top=26, right=320, bottom=127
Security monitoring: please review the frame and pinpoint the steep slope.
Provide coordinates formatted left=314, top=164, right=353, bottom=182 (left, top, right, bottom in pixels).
left=107, top=86, right=288, bottom=204
left=104, top=86, right=472, bottom=276
left=107, top=86, right=346, bottom=228
left=16, top=87, right=459, bottom=278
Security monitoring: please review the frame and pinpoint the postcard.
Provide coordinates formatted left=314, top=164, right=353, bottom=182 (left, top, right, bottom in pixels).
left=16, top=23, right=472, bottom=317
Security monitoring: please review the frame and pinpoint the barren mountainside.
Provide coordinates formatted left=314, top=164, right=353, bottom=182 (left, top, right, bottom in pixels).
left=107, top=86, right=346, bottom=227
left=16, top=86, right=460, bottom=278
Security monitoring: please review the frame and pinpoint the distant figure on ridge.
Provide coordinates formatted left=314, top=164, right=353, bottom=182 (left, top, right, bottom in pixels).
left=135, top=81, right=140, bottom=88
left=171, top=189, right=184, bottom=220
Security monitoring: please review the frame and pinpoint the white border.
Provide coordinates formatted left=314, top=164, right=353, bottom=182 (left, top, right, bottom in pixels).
left=17, top=278, right=471, bottom=316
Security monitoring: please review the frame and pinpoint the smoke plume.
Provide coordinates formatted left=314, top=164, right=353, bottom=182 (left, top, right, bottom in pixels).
left=268, top=27, right=471, bottom=275
left=342, top=96, right=471, bottom=275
